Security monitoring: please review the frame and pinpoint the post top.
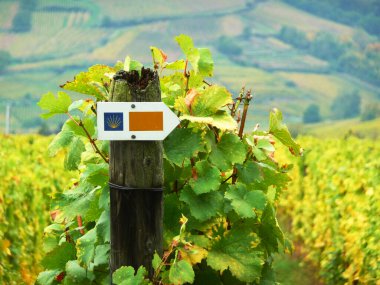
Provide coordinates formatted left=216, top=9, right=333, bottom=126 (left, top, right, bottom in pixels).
left=113, top=68, right=158, bottom=89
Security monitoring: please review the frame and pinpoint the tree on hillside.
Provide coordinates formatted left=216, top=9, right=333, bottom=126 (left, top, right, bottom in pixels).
left=303, top=104, right=321, bottom=123
left=0, top=50, right=11, bottom=72
left=12, top=0, right=37, bottom=33
left=216, top=36, right=242, bottom=56
left=278, top=26, right=309, bottom=49
left=12, top=10, right=32, bottom=32
left=361, top=103, right=380, bottom=121
left=331, top=90, right=361, bottom=120
left=310, top=32, right=347, bottom=61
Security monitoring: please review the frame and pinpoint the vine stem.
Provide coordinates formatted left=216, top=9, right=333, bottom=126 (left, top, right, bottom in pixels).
left=79, top=120, right=109, bottom=163
left=184, top=59, right=190, bottom=93
left=65, top=227, right=71, bottom=243
left=152, top=242, right=175, bottom=284
left=203, top=79, right=212, bottom=86
left=66, top=112, right=109, bottom=163
left=238, top=89, right=252, bottom=139
left=183, top=59, right=188, bottom=77
left=151, top=49, right=158, bottom=71
left=66, top=112, right=79, bottom=126
left=231, top=89, right=253, bottom=185
left=171, top=179, right=189, bottom=194
left=222, top=173, right=235, bottom=184
left=231, top=168, right=238, bottom=184
left=90, top=105, right=97, bottom=115
left=77, top=215, right=85, bottom=235
left=232, top=86, right=245, bottom=118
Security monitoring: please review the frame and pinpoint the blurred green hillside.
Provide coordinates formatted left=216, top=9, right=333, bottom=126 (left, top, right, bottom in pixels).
left=0, top=0, right=379, bottom=136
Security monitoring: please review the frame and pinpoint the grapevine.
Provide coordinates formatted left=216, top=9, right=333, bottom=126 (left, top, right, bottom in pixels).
left=0, top=135, right=74, bottom=285
left=278, top=137, right=380, bottom=284
left=36, top=34, right=300, bottom=284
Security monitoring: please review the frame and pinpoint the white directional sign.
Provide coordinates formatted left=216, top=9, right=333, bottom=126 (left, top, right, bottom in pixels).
left=97, top=102, right=180, bottom=141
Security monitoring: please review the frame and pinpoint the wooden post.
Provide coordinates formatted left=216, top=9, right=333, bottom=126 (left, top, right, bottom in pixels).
left=109, top=68, right=164, bottom=278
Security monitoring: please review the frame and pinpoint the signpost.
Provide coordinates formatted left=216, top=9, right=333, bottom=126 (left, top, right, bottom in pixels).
left=99, top=68, right=179, bottom=279
left=97, top=102, right=180, bottom=141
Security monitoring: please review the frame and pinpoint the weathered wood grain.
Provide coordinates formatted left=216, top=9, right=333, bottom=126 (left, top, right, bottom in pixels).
left=109, top=68, right=163, bottom=278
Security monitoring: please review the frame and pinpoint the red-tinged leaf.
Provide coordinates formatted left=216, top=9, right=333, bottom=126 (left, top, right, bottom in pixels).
left=50, top=210, right=60, bottom=221
left=77, top=215, right=85, bottom=235
left=192, top=167, right=198, bottom=180
left=55, top=271, right=65, bottom=282
left=185, top=89, right=200, bottom=114
left=160, top=49, right=168, bottom=62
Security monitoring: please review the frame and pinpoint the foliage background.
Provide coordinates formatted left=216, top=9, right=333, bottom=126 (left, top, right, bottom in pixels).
left=0, top=135, right=74, bottom=284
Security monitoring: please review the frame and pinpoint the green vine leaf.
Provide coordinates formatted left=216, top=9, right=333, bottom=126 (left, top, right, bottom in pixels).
left=225, top=183, right=267, bottom=219
left=54, top=182, right=100, bottom=221
left=165, top=59, right=186, bottom=70
left=47, top=117, right=96, bottom=167
left=124, top=56, right=143, bottom=73
left=198, top=48, right=213, bottom=77
left=179, top=186, right=223, bottom=221
left=189, top=160, right=221, bottom=194
left=152, top=252, right=162, bottom=271
left=257, top=162, right=291, bottom=189
left=67, top=117, right=96, bottom=139
left=176, top=85, right=232, bottom=117
left=41, top=242, right=76, bottom=270
left=64, top=137, right=85, bottom=171
left=76, top=228, right=96, bottom=267
left=209, top=133, right=246, bottom=171
left=186, top=73, right=203, bottom=93
left=112, top=266, right=150, bottom=285
left=36, top=269, right=62, bottom=285
left=169, top=260, right=195, bottom=285
left=257, top=139, right=275, bottom=152
left=81, top=163, right=109, bottom=186
left=179, top=245, right=208, bottom=266
left=150, top=46, right=167, bottom=67
left=269, top=108, right=302, bottom=156
left=68, top=99, right=85, bottom=112
left=208, top=111, right=238, bottom=131
left=175, top=34, right=200, bottom=73
left=48, top=126, right=75, bottom=156
left=236, top=161, right=262, bottom=185
left=160, top=72, right=186, bottom=107
left=207, top=225, right=264, bottom=282
left=61, top=64, right=114, bottom=100
left=65, top=260, right=94, bottom=284
left=93, top=244, right=110, bottom=267
left=259, top=205, right=285, bottom=253
left=38, top=91, right=71, bottom=119
left=164, top=128, right=203, bottom=166
left=96, top=209, right=110, bottom=243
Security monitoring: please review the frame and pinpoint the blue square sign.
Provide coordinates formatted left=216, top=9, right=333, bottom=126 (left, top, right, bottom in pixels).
left=104, top=112, right=123, bottom=131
